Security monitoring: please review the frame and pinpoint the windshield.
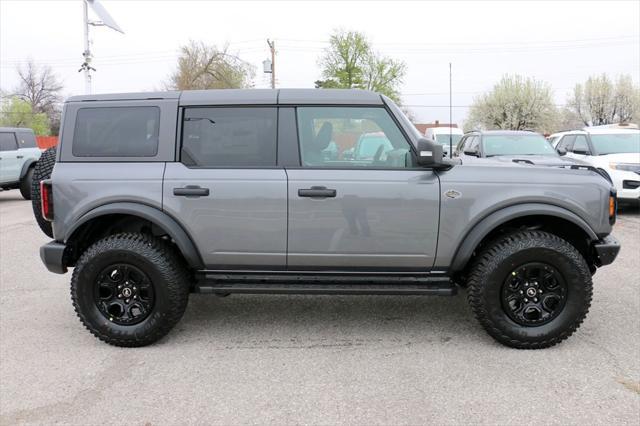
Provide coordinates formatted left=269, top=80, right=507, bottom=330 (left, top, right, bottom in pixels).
left=355, top=136, right=393, bottom=159
left=483, top=134, right=557, bottom=156
left=435, top=134, right=463, bottom=147
left=590, top=133, right=640, bottom=155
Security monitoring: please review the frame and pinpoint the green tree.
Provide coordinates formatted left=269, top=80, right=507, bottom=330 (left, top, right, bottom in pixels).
left=165, top=40, right=255, bottom=90
left=0, top=97, right=50, bottom=135
left=316, top=30, right=406, bottom=103
left=465, top=75, right=558, bottom=133
left=566, top=74, right=640, bottom=126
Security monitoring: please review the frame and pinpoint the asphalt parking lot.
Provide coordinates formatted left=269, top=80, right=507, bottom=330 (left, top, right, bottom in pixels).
left=0, top=190, right=638, bottom=425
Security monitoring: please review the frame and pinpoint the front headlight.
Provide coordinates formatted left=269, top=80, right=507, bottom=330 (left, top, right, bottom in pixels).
left=609, top=162, right=639, bottom=172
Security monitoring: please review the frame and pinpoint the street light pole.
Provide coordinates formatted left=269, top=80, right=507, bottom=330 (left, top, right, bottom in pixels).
left=267, top=39, right=275, bottom=89
left=82, top=0, right=92, bottom=94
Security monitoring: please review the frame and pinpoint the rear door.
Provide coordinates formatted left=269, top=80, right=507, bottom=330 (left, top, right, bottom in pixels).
left=163, top=106, right=287, bottom=269
left=286, top=106, right=440, bottom=271
left=0, top=132, right=20, bottom=184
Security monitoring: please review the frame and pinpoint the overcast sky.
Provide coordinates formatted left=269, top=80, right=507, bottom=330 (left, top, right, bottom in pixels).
left=1, top=0, right=639, bottom=124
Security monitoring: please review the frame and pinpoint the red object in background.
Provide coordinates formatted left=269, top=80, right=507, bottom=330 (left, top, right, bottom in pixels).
left=36, top=136, right=58, bottom=149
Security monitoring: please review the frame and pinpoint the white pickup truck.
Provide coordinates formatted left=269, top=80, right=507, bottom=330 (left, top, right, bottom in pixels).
left=0, top=127, right=42, bottom=199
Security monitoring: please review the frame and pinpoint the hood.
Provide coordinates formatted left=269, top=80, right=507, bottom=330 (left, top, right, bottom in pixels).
left=483, top=154, right=589, bottom=167
left=594, top=152, right=640, bottom=164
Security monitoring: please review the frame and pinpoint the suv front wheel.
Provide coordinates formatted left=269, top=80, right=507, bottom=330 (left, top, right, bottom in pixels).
left=467, top=230, right=592, bottom=349
left=71, top=233, right=190, bottom=347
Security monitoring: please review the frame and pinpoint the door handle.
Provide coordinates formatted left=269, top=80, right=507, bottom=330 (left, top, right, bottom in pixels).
left=298, top=186, right=336, bottom=198
left=16, top=155, right=24, bottom=159
left=173, top=185, right=210, bottom=197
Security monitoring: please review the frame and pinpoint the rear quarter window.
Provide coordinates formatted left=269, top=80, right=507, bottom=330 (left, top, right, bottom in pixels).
left=72, top=107, right=160, bottom=157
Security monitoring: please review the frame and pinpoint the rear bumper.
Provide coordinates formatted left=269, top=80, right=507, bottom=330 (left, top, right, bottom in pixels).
left=592, top=235, right=620, bottom=266
left=40, top=241, right=67, bottom=274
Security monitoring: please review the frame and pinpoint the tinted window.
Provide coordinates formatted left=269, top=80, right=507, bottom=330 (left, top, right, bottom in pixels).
left=557, top=135, right=576, bottom=151
left=572, top=135, right=590, bottom=153
left=73, top=107, right=160, bottom=157
left=297, top=107, right=412, bottom=168
left=182, top=107, right=276, bottom=167
left=482, top=134, right=557, bottom=156
left=0, top=133, right=17, bottom=151
left=16, top=132, right=37, bottom=148
left=590, top=133, right=640, bottom=154
left=463, top=136, right=478, bottom=153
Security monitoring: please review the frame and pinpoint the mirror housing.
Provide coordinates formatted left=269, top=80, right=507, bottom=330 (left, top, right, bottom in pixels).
left=416, top=138, right=445, bottom=167
left=464, top=147, right=479, bottom=157
left=557, top=147, right=567, bottom=156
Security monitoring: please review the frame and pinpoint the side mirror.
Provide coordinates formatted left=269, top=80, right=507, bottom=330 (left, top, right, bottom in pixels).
left=557, top=147, right=567, bottom=156
left=464, top=147, right=479, bottom=157
left=416, top=138, right=444, bottom=167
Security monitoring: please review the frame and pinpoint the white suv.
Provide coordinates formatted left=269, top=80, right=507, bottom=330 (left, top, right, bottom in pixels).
left=0, top=127, right=43, bottom=199
left=554, top=125, right=640, bottom=204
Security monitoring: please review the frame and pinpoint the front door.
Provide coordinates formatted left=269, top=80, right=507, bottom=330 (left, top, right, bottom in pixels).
left=287, top=106, right=440, bottom=271
left=163, top=107, right=287, bottom=269
left=0, top=132, right=19, bottom=184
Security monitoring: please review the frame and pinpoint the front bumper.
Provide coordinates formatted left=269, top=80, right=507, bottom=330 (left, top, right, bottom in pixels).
left=40, top=241, right=68, bottom=274
left=592, top=235, right=620, bottom=266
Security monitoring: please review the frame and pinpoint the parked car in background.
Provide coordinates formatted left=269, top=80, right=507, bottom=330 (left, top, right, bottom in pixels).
left=424, top=126, right=463, bottom=157
left=555, top=126, right=640, bottom=204
left=454, top=130, right=587, bottom=167
left=0, top=127, right=42, bottom=199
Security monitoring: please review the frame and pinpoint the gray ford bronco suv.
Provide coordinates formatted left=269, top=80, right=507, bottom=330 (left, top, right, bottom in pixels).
left=34, top=89, right=620, bottom=348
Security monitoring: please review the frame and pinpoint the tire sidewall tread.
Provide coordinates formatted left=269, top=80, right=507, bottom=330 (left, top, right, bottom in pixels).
left=467, top=230, right=593, bottom=349
left=71, top=232, right=190, bottom=347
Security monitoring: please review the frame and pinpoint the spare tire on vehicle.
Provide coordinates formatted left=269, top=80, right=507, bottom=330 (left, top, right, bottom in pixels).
left=31, top=147, right=56, bottom=238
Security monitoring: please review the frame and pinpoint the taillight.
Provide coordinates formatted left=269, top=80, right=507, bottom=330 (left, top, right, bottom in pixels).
left=609, top=191, right=617, bottom=225
left=40, top=181, right=54, bottom=221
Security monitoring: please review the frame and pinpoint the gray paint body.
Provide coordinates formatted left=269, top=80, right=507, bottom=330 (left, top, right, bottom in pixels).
left=48, top=88, right=615, bottom=274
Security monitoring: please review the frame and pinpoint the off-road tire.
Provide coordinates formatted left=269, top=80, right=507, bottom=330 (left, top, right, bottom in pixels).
left=71, top=233, right=190, bottom=347
left=31, top=147, right=56, bottom=237
left=19, top=166, right=34, bottom=200
left=467, top=230, right=592, bottom=349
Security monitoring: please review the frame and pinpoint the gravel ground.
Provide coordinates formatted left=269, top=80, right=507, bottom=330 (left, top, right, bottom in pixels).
left=0, top=190, right=638, bottom=425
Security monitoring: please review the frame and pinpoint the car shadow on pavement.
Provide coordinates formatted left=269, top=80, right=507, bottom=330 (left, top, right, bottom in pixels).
left=171, top=290, right=480, bottom=348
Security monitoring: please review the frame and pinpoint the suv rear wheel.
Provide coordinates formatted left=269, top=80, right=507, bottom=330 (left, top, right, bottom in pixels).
left=467, top=230, right=592, bottom=349
left=71, top=233, right=190, bottom=347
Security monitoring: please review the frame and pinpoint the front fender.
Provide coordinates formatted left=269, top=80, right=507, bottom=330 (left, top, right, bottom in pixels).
left=65, top=202, right=204, bottom=269
left=447, top=203, right=598, bottom=272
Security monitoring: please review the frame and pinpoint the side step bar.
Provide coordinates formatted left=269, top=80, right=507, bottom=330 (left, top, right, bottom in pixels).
left=194, top=273, right=456, bottom=296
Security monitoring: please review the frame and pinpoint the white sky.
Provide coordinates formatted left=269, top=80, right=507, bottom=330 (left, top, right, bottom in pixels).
left=1, top=0, right=639, bottom=124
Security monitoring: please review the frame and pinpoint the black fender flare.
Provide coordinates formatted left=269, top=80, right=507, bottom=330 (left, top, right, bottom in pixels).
left=19, top=158, right=37, bottom=180
left=65, top=202, right=204, bottom=269
left=450, top=203, right=598, bottom=272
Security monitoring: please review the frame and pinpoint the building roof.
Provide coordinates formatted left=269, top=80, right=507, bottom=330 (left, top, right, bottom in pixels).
left=413, top=122, right=458, bottom=134
left=67, top=88, right=384, bottom=105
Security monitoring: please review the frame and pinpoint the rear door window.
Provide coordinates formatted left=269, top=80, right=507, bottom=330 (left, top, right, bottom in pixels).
left=572, top=135, right=590, bottom=153
left=181, top=107, right=277, bottom=167
left=72, top=107, right=160, bottom=157
left=0, top=133, right=18, bottom=151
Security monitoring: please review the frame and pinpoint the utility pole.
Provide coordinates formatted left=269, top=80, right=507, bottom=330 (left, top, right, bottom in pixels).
left=82, top=0, right=93, bottom=94
left=267, top=39, right=276, bottom=89
left=449, top=62, right=453, bottom=159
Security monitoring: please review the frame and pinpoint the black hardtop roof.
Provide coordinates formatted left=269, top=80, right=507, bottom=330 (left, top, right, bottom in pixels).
left=66, top=88, right=384, bottom=105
